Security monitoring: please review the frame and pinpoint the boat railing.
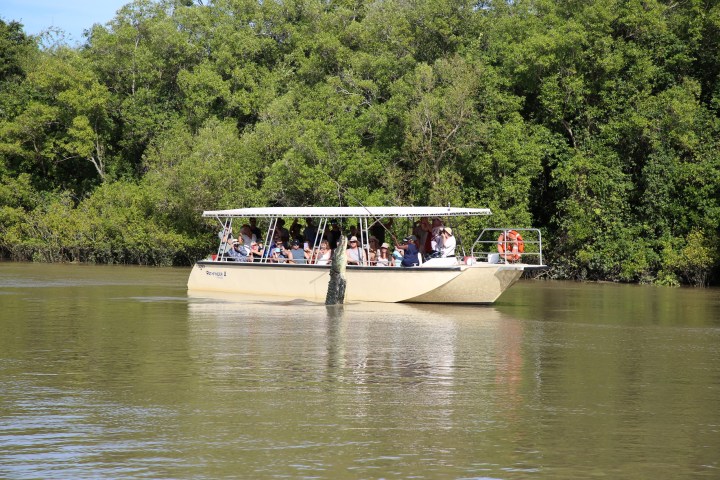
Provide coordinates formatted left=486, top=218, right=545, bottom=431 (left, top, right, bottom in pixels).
left=470, top=228, right=544, bottom=266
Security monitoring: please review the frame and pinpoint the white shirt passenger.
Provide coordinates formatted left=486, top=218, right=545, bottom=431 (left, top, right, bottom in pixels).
left=438, top=229, right=456, bottom=257
left=315, top=252, right=331, bottom=265
left=241, top=233, right=256, bottom=247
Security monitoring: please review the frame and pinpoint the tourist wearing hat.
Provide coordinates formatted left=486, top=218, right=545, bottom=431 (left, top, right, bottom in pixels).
left=345, top=236, right=367, bottom=266
left=429, top=219, right=445, bottom=253
left=367, top=236, right=380, bottom=265
left=375, top=242, right=394, bottom=267
left=437, top=227, right=456, bottom=257
left=226, top=238, right=250, bottom=262
left=396, top=235, right=420, bottom=267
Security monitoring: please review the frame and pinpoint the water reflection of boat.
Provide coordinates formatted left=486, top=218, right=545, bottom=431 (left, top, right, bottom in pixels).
left=187, top=207, right=545, bottom=304
left=188, top=289, right=476, bottom=314
left=185, top=292, right=524, bottom=416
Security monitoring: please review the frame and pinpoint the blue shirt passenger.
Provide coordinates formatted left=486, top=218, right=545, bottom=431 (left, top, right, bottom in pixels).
left=400, top=236, right=420, bottom=267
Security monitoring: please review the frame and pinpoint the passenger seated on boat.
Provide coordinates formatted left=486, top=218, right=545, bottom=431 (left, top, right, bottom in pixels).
left=265, top=233, right=287, bottom=262
left=396, top=235, right=420, bottom=267
left=288, top=239, right=311, bottom=264
left=436, top=227, right=456, bottom=257
left=315, top=240, right=332, bottom=265
left=392, top=246, right=404, bottom=266
left=249, top=242, right=263, bottom=262
left=272, top=243, right=289, bottom=263
left=262, top=234, right=280, bottom=261
left=346, top=236, right=367, bottom=266
left=368, top=236, right=380, bottom=265
left=226, top=240, right=250, bottom=262
left=375, top=243, right=394, bottom=267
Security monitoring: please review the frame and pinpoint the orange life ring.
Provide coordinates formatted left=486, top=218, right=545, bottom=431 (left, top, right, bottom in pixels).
left=497, top=230, right=524, bottom=261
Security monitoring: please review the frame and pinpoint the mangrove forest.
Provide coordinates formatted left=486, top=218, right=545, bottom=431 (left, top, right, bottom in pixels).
left=1, top=0, right=719, bottom=286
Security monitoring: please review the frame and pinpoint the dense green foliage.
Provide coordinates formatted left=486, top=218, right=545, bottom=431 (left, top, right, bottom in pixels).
left=1, top=0, right=719, bottom=286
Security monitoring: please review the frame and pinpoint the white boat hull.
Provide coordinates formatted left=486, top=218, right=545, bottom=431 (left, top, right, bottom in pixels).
left=187, top=261, right=524, bottom=304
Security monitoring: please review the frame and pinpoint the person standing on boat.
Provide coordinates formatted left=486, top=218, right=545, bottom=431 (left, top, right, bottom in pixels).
left=414, top=217, right=430, bottom=255
left=346, top=236, right=367, bottom=265
left=239, top=224, right=256, bottom=246
left=396, top=235, right=420, bottom=267
left=218, top=223, right=234, bottom=255
left=347, top=225, right=360, bottom=242
left=276, top=218, right=290, bottom=242
left=303, top=217, right=318, bottom=246
left=370, top=217, right=393, bottom=245
left=328, top=221, right=342, bottom=249
left=437, top=227, right=456, bottom=257
left=429, top=218, right=445, bottom=252
left=290, top=218, right=303, bottom=243
left=248, top=218, right=262, bottom=240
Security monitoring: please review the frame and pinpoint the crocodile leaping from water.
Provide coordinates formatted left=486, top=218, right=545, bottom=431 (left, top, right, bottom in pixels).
left=325, top=235, right=347, bottom=305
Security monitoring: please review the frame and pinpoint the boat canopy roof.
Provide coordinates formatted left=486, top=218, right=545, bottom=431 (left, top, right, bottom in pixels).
left=203, top=206, right=492, bottom=219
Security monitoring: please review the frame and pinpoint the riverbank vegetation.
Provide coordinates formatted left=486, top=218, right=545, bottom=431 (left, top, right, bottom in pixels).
left=1, top=0, right=719, bottom=286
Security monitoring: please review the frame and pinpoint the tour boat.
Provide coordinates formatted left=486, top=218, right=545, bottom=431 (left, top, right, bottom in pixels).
left=187, top=206, right=545, bottom=304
